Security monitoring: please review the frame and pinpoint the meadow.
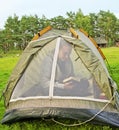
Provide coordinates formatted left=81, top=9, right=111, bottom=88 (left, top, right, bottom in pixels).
left=0, top=47, right=119, bottom=130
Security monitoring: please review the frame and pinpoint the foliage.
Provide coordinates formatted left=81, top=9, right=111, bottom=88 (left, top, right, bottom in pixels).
left=96, top=10, right=118, bottom=46
left=0, top=9, right=119, bottom=52
left=74, top=9, right=93, bottom=34
left=50, top=16, right=69, bottom=29
left=0, top=48, right=119, bottom=129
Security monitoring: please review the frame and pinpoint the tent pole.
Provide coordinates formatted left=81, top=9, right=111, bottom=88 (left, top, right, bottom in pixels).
left=32, top=26, right=52, bottom=41
left=79, top=29, right=106, bottom=60
left=69, top=28, right=79, bottom=39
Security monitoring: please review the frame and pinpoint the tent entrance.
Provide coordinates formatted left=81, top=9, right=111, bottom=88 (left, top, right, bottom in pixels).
left=11, top=37, right=107, bottom=101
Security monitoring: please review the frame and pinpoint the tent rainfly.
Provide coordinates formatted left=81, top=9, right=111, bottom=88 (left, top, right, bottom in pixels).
left=1, top=26, right=119, bottom=127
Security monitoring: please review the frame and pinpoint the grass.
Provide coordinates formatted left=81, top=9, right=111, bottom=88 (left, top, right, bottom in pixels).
left=102, top=47, right=119, bottom=87
left=0, top=47, right=119, bottom=130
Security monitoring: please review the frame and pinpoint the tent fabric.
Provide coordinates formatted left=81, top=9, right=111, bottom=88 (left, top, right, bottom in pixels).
left=1, top=28, right=119, bottom=126
left=76, top=30, right=109, bottom=74
left=4, top=35, right=113, bottom=105
left=2, top=108, right=119, bottom=127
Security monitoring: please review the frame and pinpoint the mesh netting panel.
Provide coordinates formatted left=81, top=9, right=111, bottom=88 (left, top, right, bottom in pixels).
left=11, top=38, right=106, bottom=100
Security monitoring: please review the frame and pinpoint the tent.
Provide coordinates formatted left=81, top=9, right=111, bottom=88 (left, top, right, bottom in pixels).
left=1, top=26, right=119, bottom=127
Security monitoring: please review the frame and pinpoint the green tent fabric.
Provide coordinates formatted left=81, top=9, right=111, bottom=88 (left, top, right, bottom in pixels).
left=1, top=28, right=119, bottom=127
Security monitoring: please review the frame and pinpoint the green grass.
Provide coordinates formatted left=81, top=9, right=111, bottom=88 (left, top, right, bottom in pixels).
left=102, top=47, right=119, bottom=87
left=0, top=48, right=119, bottom=130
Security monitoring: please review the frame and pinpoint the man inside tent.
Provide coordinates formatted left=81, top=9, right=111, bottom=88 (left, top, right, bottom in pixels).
left=11, top=38, right=91, bottom=99
left=39, top=39, right=90, bottom=96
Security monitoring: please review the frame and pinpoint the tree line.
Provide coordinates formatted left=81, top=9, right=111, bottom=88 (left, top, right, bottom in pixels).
left=0, top=9, right=119, bottom=53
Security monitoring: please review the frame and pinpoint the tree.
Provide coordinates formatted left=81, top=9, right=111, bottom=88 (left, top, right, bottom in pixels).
left=66, top=11, right=76, bottom=28
left=67, top=9, right=93, bottom=36
left=38, top=15, right=50, bottom=30
left=50, top=15, right=68, bottom=29
left=4, top=14, right=20, bottom=49
left=18, top=15, right=40, bottom=49
left=1, top=9, right=119, bottom=51
left=97, top=10, right=118, bottom=46
left=0, top=29, right=11, bottom=53
left=89, top=13, right=98, bottom=37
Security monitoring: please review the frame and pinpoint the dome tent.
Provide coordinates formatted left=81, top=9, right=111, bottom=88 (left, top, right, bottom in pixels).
left=1, top=26, right=119, bottom=127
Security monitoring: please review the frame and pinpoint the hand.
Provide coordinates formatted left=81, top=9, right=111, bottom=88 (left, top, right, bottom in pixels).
left=63, top=81, right=74, bottom=89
